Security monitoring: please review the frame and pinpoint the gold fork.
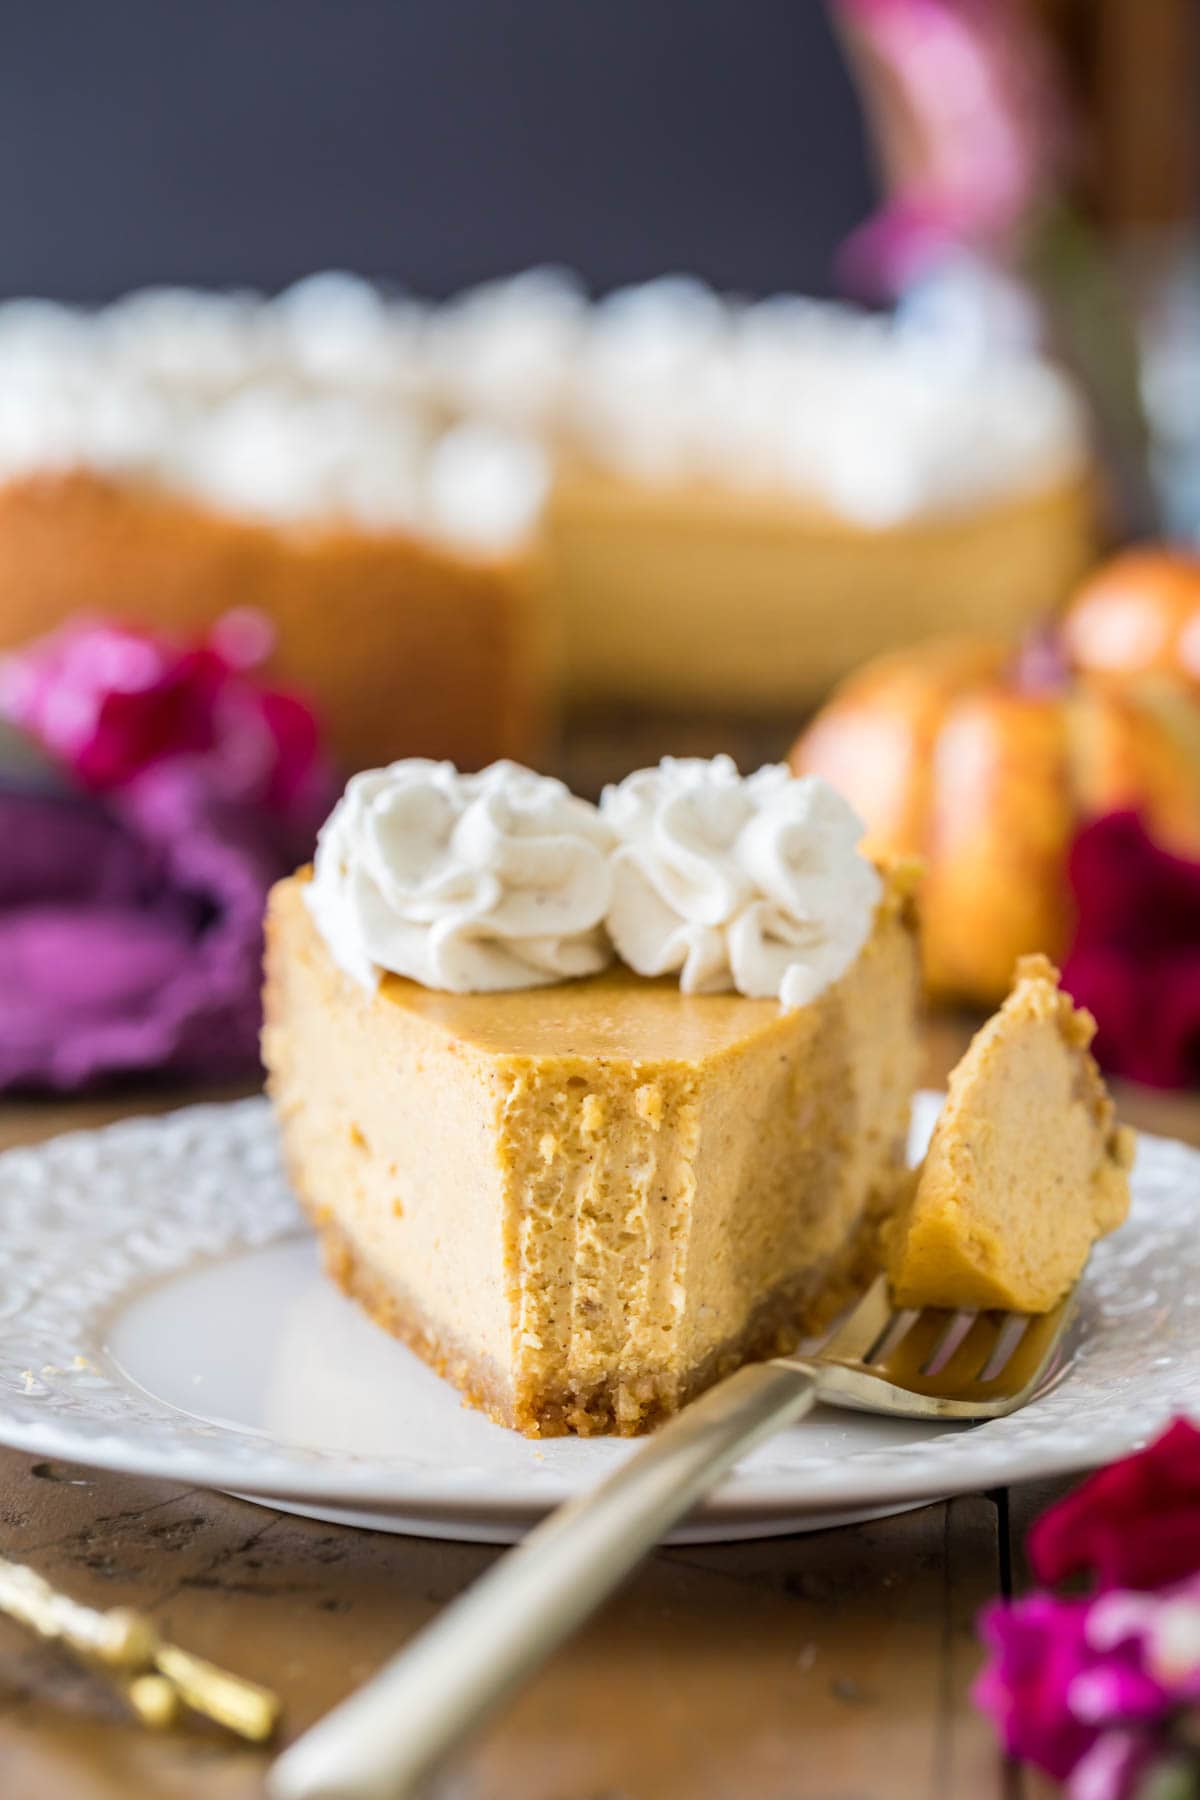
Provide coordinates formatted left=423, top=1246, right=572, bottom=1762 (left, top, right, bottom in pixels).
left=269, top=1273, right=1079, bottom=1800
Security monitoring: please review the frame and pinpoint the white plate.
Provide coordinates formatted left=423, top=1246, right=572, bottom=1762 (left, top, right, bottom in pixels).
left=0, top=1094, right=1197, bottom=1543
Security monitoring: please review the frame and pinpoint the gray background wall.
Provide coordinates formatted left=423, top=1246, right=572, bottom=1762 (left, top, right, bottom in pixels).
left=0, top=1, right=876, bottom=301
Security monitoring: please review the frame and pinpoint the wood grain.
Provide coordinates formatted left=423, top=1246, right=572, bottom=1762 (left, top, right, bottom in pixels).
left=0, top=1458, right=1015, bottom=1800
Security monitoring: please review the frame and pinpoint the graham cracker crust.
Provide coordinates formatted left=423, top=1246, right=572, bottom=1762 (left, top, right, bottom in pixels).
left=523, top=1208, right=885, bottom=1438
left=304, top=1189, right=890, bottom=1440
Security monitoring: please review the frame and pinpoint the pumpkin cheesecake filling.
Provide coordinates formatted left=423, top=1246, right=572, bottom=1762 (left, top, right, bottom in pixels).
left=265, top=873, right=918, bottom=1434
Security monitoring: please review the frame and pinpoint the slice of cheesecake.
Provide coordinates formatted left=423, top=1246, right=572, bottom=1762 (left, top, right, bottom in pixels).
left=263, top=869, right=919, bottom=1436
left=886, top=956, right=1133, bottom=1313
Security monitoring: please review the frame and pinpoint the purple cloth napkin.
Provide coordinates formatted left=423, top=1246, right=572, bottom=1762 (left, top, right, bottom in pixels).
left=0, top=613, right=338, bottom=1091
left=0, top=768, right=314, bottom=1090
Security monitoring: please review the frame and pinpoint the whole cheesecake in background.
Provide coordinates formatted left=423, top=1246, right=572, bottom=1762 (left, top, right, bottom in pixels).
left=0, top=271, right=1095, bottom=775
left=0, top=278, right=553, bottom=774
left=262, top=757, right=920, bottom=1436
left=433, top=272, right=1095, bottom=720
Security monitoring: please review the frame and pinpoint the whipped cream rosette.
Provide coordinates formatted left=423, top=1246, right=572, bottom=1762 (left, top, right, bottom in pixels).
left=600, top=755, right=881, bottom=1008
left=307, top=759, right=615, bottom=993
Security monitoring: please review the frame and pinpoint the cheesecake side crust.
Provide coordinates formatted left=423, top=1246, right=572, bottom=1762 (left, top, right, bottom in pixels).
left=306, top=1193, right=888, bottom=1439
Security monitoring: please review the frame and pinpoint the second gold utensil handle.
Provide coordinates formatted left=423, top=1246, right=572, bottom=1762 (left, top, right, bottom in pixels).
left=269, top=1359, right=818, bottom=1800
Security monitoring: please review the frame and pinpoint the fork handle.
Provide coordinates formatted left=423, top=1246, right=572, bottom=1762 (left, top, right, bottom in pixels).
left=269, top=1359, right=818, bottom=1800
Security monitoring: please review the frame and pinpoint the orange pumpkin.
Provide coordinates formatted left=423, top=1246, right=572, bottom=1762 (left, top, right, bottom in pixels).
left=1062, top=547, right=1200, bottom=693
left=792, top=554, right=1200, bottom=1005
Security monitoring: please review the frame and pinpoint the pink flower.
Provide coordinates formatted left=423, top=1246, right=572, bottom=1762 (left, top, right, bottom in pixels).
left=975, top=1579, right=1200, bottom=1793
left=975, top=1425, right=1200, bottom=1795
left=1030, top=1419, right=1200, bottom=1593
left=975, top=1593, right=1098, bottom=1779
left=0, top=609, right=332, bottom=830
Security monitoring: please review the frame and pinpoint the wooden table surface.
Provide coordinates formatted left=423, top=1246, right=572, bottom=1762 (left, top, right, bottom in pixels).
left=1, top=1027, right=1196, bottom=1800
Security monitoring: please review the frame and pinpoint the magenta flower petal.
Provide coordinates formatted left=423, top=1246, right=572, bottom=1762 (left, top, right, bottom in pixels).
left=1062, top=814, right=1200, bottom=1089
left=1068, top=1662, right=1169, bottom=1726
left=0, top=623, right=216, bottom=786
left=977, top=1428, right=1200, bottom=1790
left=1088, top=1581, right=1200, bottom=1707
left=1067, top=1731, right=1155, bottom=1800
left=0, top=613, right=336, bottom=830
left=974, top=1594, right=1099, bottom=1780
left=1030, top=1419, right=1200, bottom=1593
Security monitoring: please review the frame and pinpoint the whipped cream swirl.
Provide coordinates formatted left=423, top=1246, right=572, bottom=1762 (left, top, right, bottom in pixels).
left=307, top=760, right=615, bottom=993
left=600, top=757, right=881, bottom=1008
